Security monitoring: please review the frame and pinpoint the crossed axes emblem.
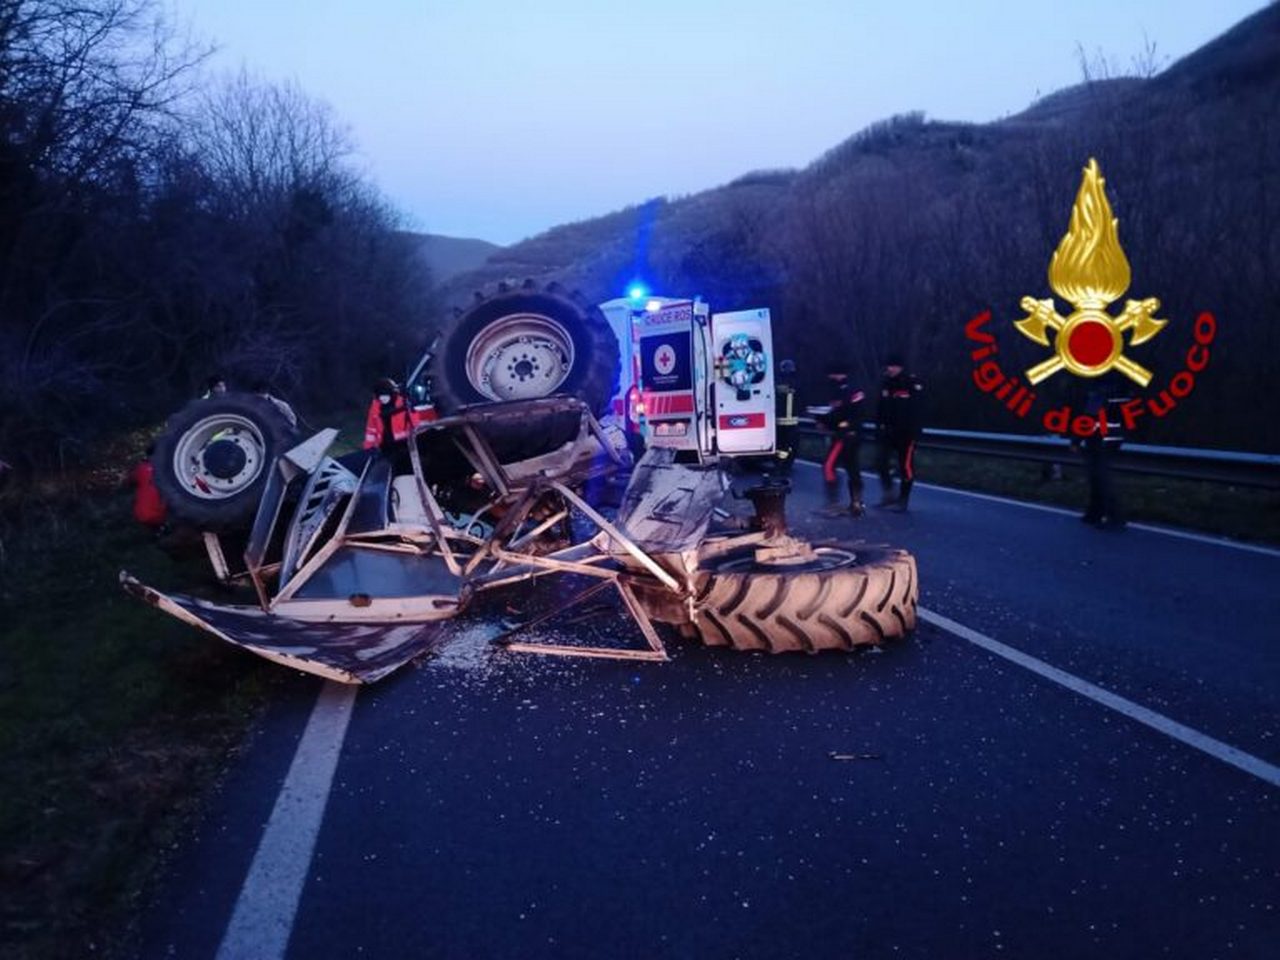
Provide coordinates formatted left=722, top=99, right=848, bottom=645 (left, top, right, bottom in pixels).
left=1014, top=159, right=1166, bottom=387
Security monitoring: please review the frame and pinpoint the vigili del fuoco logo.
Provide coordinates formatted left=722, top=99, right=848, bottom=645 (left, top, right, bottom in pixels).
left=966, top=158, right=1216, bottom=437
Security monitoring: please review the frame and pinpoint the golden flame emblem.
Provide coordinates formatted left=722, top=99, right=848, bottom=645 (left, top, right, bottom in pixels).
left=1015, top=158, right=1166, bottom=386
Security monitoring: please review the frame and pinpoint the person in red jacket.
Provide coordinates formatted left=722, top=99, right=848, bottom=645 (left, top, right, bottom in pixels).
left=363, top=378, right=417, bottom=451
left=125, top=446, right=167, bottom=528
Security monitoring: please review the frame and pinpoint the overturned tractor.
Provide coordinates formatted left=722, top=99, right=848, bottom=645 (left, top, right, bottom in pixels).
left=128, top=283, right=917, bottom=682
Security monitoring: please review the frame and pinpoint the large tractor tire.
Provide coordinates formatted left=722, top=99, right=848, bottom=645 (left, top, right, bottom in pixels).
left=433, top=280, right=620, bottom=415
left=692, top=545, right=917, bottom=652
left=153, top=393, right=299, bottom=531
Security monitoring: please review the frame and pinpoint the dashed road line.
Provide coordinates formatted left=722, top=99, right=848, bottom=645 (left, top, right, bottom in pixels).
left=216, top=681, right=358, bottom=960
left=919, top=606, right=1280, bottom=788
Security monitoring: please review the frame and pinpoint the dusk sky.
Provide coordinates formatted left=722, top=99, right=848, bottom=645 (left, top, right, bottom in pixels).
left=167, top=1, right=1267, bottom=246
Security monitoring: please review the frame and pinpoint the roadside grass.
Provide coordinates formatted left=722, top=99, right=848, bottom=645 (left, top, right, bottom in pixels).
left=0, top=408, right=366, bottom=959
left=0, top=431, right=286, bottom=960
left=793, top=433, right=1280, bottom=544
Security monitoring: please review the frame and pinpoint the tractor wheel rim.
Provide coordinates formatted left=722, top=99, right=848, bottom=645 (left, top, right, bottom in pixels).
left=716, top=546, right=859, bottom=574
left=465, top=313, right=575, bottom=402
left=173, top=413, right=267, bottom=500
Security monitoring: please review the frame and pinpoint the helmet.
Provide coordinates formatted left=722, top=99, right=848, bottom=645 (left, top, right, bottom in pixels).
left=374, top=377, right=399, bottom=395
left=779, top=359, right=796, bottom=376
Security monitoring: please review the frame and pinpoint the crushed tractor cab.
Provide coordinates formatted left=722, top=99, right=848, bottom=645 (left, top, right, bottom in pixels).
left=127, top=285, right=917, bottom=682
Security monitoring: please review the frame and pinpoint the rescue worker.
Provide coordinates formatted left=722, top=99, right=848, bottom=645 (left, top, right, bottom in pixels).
left=124, top=445, right=167, bottom=530
left=876, top=353, right=924, bottom=512
left=405, top=377, right=439, bottom=429
left=363, top=378, right=415, bottom=452
left=773, top=359, right=799, bottom=472
left=1074, top=378, right=1127, bottom=530
left=819, top=365, right=867, bottom=517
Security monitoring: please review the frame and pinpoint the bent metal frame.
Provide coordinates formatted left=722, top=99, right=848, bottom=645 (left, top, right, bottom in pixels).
left=227, top=397, right=770, bottom=665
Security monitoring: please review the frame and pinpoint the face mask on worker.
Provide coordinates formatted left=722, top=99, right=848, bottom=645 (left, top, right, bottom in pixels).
left=378, top=394, right=392, bottom=405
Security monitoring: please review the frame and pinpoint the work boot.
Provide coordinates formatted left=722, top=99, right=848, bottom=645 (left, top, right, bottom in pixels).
left=890, top=483, right=912, bottom=512
left=819, top=482, right=845, bottom=516
left=850, top=499, right=866, bottom=518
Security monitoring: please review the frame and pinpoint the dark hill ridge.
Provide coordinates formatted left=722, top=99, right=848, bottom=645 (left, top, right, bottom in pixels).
left=1005, top=78, right=1145, bottom=125
left=449, top=3, right=1278, bottom=292
left=405, top=232, right=502, bottom=282
left=1155, top=0, right=1280, bottom=95
left=441, top=3, right=1279, bottom=450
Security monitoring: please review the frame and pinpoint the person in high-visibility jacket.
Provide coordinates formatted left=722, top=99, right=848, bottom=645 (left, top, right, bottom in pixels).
left=363, top=378, right=438, bottom=453
left=363, top=378, right=415, bottom=451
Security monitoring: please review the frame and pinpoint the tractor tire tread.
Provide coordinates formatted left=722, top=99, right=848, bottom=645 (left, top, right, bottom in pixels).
left=690, top=547, right=916, bottom=654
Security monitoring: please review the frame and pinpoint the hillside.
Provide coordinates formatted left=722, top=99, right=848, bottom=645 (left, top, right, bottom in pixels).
left=439, top=2, right=1280, bottom=450
left=407, top=232, right=502, bottom=282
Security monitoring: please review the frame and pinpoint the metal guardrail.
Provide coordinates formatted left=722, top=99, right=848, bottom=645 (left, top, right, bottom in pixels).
left=794, top=421, right=1280, bottom=490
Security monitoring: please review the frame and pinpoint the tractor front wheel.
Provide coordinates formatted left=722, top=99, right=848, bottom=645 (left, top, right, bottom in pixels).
left=153, top=393, right=299, bottom=532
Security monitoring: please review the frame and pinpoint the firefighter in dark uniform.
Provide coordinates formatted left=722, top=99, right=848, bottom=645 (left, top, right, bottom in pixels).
left=1074, top=377, right=1127, bottom=529
left=819, top=365, right=867, bottom=517
left=876, top=354, right=924, bottom=512
left=774, top=358, right=799, bottom=472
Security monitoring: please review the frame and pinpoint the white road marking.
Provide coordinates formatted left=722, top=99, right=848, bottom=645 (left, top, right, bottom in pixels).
left=216, top=681, right=358, bottom=960
left=791, top=460, right=1280, bottom=557
left=1122, top=520, right=1280, bottom=557
left=907, top=480, right=1077, bottom=517
left=919, top=607, right=1280, bottom=789
left=916, top=482, right=1280, bottom=556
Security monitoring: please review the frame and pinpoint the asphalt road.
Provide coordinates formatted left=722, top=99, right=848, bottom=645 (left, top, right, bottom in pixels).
left=134, top=467, right=1280, bottom=960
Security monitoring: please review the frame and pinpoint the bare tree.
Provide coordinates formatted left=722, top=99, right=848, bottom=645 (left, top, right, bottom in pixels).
left=0, top=0, right=209, bottom=465
left=191, top=70, right=351, bottom=218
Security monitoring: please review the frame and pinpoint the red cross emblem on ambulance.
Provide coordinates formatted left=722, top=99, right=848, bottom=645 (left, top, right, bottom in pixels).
left=654, top=344, right=677, bottom=376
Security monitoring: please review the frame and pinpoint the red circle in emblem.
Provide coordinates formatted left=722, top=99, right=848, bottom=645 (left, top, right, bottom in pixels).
left=1066, top=320, right=1114, bottom=367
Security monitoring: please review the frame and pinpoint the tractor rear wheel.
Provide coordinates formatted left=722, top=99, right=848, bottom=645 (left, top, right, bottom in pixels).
left=432, top=281, right=621, bottom=461
left=433, top=281, right=620, bottom=416
left=692, top=545, right=917, bottom=652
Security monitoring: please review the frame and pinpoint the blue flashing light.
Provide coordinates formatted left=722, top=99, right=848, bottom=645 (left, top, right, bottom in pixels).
left=627, top=284, right=648, bottom=301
